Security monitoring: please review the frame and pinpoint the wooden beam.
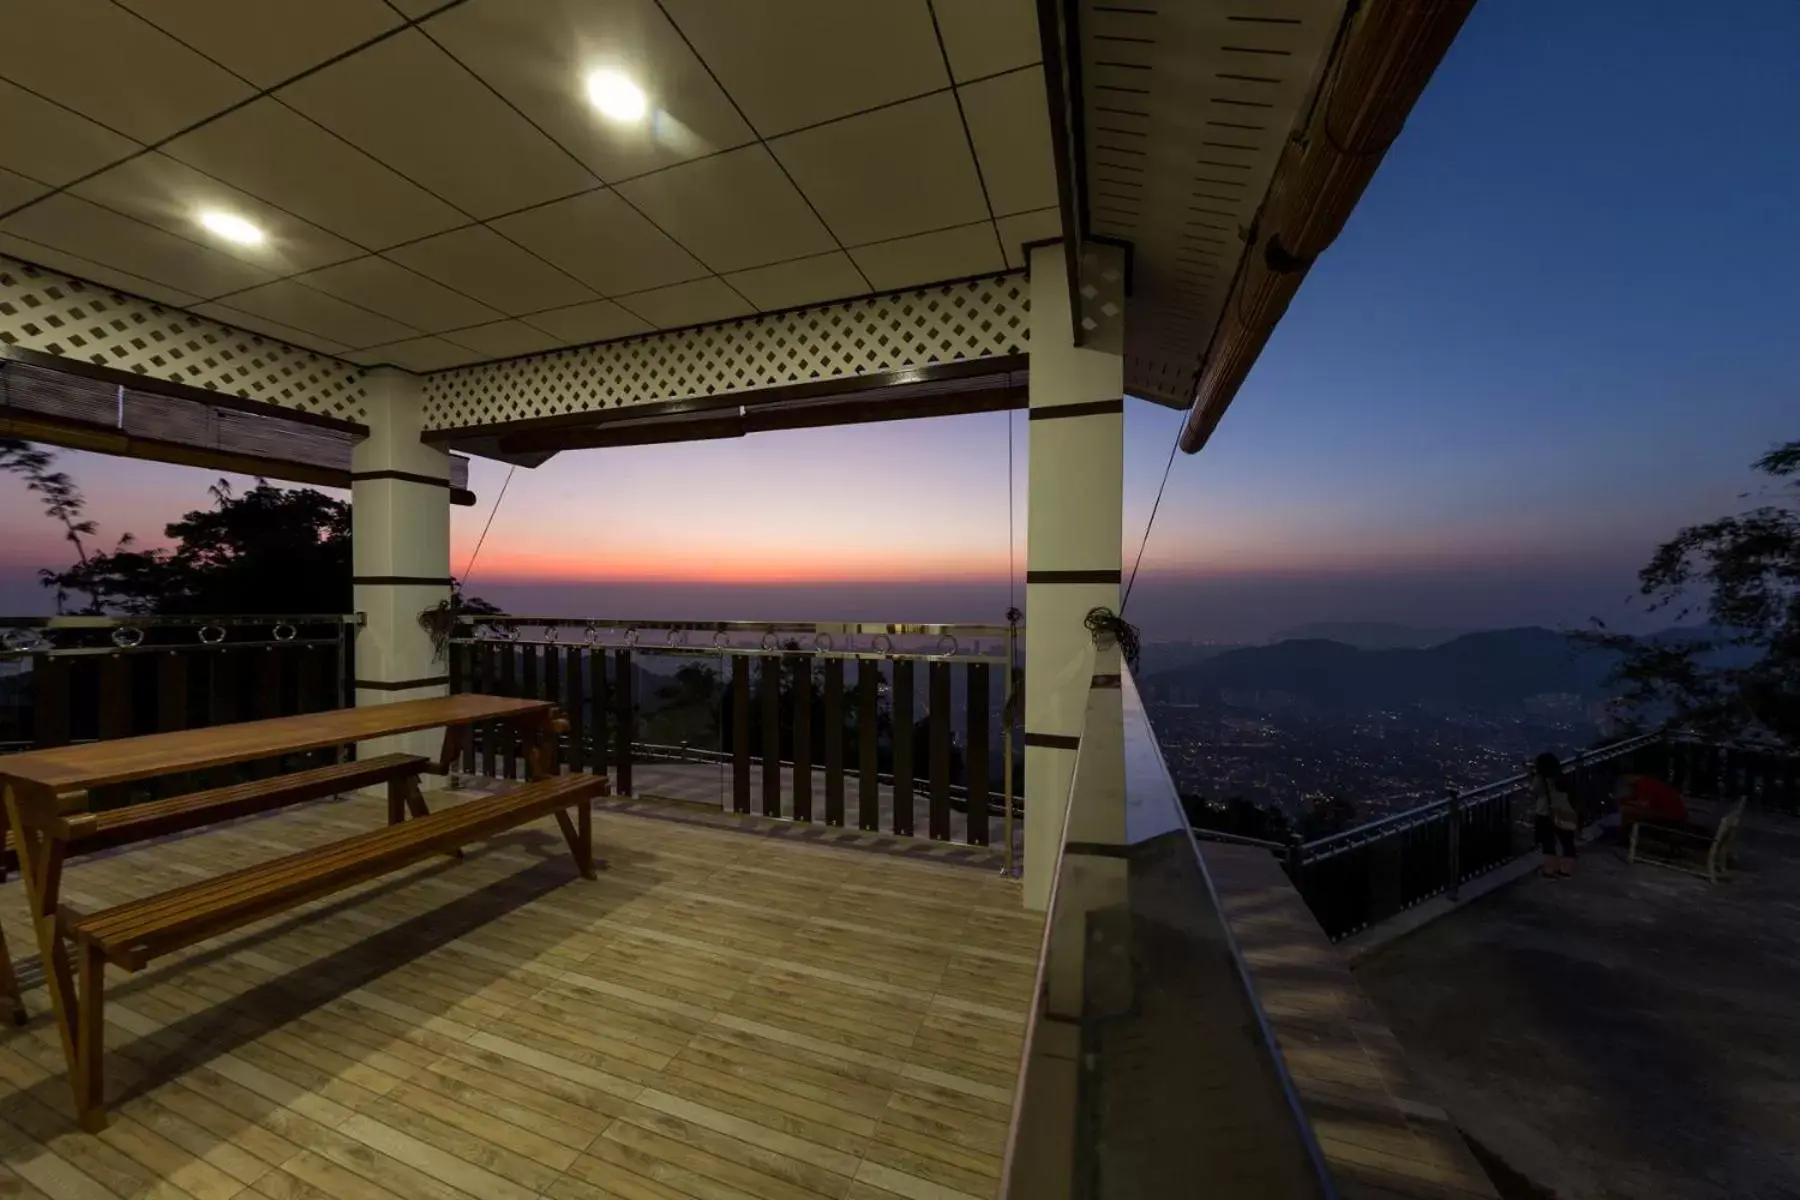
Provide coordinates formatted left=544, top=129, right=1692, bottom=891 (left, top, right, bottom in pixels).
left=496, top=384, right=1028, bottom=454
left=429, top=355, right=1028, bottom=447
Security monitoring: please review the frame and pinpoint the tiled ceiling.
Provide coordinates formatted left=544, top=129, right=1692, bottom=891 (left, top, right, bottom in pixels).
left=0, top=0, right=1061, bottom=374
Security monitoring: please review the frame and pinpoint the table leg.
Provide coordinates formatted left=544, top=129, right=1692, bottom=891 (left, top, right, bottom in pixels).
left=436, top=725, right=466, bottom=775
left=3, top=781, right=83, bottom=1113
left=76, top=937, right=106, bottom=1131
left=0, top=903, right=24, bottom=1024
left=402, top=774, right=463, bottom=860
left=521, top=713, right=553, bottom=780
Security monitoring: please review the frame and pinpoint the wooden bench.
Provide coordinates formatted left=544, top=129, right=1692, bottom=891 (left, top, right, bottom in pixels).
left=0, top=753, right=430, bottom=1023
left=1628, top=797, right=1747, bottom=884
left=56, top=771, right=608, bottom=1129
left=2, top=752, right=430, bottom=874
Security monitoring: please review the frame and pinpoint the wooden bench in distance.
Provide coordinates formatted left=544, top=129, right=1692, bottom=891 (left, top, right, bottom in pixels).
left=1629, top=796, right=1747, bottom=884
left=0, top=752, right=429, bottom=1024
left=58, top=771, right=608, bottom=1129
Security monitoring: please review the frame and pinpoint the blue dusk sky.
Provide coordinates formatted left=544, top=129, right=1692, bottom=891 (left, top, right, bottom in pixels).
left=2, top=0, right=1796, bottom=641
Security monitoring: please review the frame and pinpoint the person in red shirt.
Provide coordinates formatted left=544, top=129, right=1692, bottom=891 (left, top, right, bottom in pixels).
left=1614, top=773, right=1689, bottom=830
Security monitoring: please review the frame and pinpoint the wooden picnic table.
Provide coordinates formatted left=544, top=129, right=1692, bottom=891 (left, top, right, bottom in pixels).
left=0, top=693, right=559, bottom=1127
left=0, top=693, right=552, bottom=799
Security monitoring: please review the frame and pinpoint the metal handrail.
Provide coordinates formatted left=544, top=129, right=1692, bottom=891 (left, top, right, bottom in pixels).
left=1299, top=730, right=1665, bottom=860
left=0, top=614, right=362, bottom=628
left=448, top=634, right=1006, bottom=665
left=448, top=615, right=1020, bottom=637
left=1190, top=826, right=1290, bottom=852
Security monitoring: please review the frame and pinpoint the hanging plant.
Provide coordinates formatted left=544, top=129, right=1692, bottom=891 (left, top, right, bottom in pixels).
left=418, top=597, right=460, bottom=662
left=419, top=584, right=504, bottom=661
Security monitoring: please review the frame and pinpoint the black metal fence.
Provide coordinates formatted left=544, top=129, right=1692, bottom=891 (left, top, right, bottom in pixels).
left=1264, top=732, right=1800, bottom=941
left=448, top=617, right=1021, bottom=853
left=0, top=614, right=358, bottom=801
left=1280, top=733, right=1664, bottom=942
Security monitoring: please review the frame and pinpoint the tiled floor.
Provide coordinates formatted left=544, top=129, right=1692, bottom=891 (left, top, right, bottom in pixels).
left=0, top=788, right=1040, bottom=1200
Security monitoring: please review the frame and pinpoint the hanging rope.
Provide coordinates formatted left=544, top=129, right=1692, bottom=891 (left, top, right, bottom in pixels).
left=1123, top=414, right=1183, bottom=614
left=459, top=463, right=515, bottom=589
left=1006, top=406, right=1018, bottom=613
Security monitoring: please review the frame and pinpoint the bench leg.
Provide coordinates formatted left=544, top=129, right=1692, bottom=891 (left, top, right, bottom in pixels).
left=75, top=939, right=106, bottom=1132
left=402, top=776, right=463, bottom=860
left=0, top=918, right=25, bottom=1024
left=553, top=803, right=598, bottom=880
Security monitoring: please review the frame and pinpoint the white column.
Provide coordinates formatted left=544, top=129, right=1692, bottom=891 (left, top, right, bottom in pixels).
left=351, top=368, right=451, bottom=765
left=1023, top=243, right=1126, bottom=911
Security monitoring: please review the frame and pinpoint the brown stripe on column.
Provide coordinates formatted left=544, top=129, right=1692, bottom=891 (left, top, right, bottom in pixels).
left=1024, top=731, right=1081, bottom=750
left=1027, top=398, right=1125, bottom=420
left=349, top=470, right=450, bottom=487
left=1025, top=569, right=1122, bottom=584
left=1091, top=674, right=1122, bottom=688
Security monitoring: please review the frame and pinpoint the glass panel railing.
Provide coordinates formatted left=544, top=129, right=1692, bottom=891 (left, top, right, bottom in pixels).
left=1002, top=646, right=1334, bottom=1199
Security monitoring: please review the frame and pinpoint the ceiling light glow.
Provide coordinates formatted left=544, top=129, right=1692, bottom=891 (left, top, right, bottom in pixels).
left=586, top=69, right=647, bottom=122
left=199, top=210, right=264, bottom=246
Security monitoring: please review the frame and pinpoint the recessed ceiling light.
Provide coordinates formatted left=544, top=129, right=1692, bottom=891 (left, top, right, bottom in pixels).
left=586, top=69, right=647, bottom=123
left=199, top=210, right=264, bottom=246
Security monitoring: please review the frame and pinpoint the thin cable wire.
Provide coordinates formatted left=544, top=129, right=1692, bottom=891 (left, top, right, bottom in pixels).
left=459, top=464, right=515, bottom=587
left=1006, top=407, right=1017, bottom=611
left=1122, top=417, right=1183, bottom=614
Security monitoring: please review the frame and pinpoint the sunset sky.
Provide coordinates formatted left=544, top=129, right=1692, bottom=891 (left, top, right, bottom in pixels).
left=3, top=1, right=1796, bottom=641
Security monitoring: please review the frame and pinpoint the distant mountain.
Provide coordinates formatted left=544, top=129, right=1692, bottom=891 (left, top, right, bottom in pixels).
left=1273, top=621, right=1461, bottom=650
left=1137, top=641, right=1239, bottom=675
left=1142, top=627, right=1619, bottom=712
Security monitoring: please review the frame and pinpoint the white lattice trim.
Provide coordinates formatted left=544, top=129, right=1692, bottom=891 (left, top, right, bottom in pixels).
left=422, top=273, right=1030, bottom=431
left=0, top=254, right=367, bottom=424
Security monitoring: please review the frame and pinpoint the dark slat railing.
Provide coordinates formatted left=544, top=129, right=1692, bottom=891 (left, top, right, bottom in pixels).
left=447, top=617, right=1023, bottom=856
left=0, top=614, right=358, bottom=801
left=1266, top=730, right=1798, bottom=942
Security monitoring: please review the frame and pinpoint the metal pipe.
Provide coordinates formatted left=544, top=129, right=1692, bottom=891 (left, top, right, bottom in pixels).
left=445, top=637, right=1006, bottom=666
left=1002, top=613, right=1018, bottom=878
left=453, top=615, right=1019, bottom=638
left=0, top=637, right=343, bottom=660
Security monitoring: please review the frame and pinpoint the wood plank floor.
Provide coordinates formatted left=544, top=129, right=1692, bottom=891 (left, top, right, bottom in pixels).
left=0, top=788, right=1040, bottom=1200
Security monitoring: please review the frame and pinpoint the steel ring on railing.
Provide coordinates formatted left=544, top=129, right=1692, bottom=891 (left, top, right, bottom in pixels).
left=872, top=634, right=893, bottom=655
left=2, top=628, right=46, bottom=652
left=110, top=626, right=145, bottom=649
left=712, top=631, right=731, bottom=650
left=760, top=632, right=779, bottom=652
left=544, top=625, right=560, bottom=644
left=813, top=632, right=833, bottom=653
left=505, top=625, right=522, bottom=642
left=934, top=633, right=958, bottom=658
left=198, top=624, right=226, bottom=646
left=272, top=622, right=297, bottom=643
left=666, top=629, right=688, bottom=648
left=583, top=624, right=601, bottom=644
left=624, top=627, right=640, bottom=646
